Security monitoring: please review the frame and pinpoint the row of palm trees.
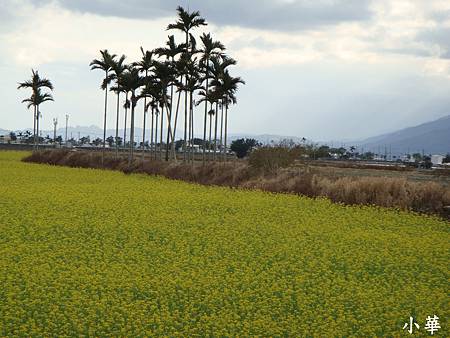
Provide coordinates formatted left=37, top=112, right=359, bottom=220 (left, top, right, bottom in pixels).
left=90, top=6, right=244, bottom=164
left=18, top=70, right=54, bottom=149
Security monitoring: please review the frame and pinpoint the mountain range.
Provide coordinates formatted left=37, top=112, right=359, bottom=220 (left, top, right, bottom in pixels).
left=355, top=115, right=450, bottom=155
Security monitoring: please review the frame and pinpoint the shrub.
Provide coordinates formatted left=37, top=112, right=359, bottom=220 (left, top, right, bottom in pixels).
left=249, top=146, right=297, bottom=173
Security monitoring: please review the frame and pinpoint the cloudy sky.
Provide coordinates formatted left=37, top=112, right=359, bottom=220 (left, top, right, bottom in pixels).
left=1, top=0, right=450, bottom=141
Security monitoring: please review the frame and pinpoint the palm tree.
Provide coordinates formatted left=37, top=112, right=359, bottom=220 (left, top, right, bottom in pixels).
left=17, top=69, right=53, bottom=148
left=119, top=67, right=144, bottom=164
left=167, top=6, right=206, bottom=52
left=208, top=55, right=236, bottom=159
left=90, top=50, right=117, bottom=161
left=134, top=48, right=154, bottom=160
left=198, top=33, right=225, bottom=163
left=221, top=71, right=245, bottom=161
left=155, top=35, right=186, bottom=161
left=198, top=89, right=216, bottom=159
left=21, top=89, right=54, bottom=148
left=109, top=55, right=127, bottom=156
left=168, top=6, right=206, bottom=162
left=140, top=79, right=160, bottom=159
left=153, top=61, right=176, bottom=161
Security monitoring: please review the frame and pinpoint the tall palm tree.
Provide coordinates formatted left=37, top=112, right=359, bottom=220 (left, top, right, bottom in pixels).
left=208, top=55, right=236, bottom=159
left=220, top=71, right=245, bottom=161
left=109, top=55, right=127, bottom=156
left=167, top=6, right=206, bottom=53
left=134, top=48, right=154, bottom=160
left=155, top=35, right=186, bottom=161
left=119, top=67, right=144, bottom=164
left=140, top=79, right=161, bottom=159
left=90, top=49, right=117, bottom=160
left=153, top=61, right=176, bottom=161
left=168, top=6, right=206, bottom=162
left=17, top=69, right=53, bottom=148
left=21, top=89, right=54, bottom=148
left=198, top=33, right=225, bottom=163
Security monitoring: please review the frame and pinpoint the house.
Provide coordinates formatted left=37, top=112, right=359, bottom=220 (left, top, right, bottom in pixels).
left=431, top=155, right=444, bottom=165
left=0, top=134, right=11, bottom=143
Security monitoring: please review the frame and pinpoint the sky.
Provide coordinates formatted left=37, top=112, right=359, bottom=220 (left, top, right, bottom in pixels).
left=1, top=0, right=450, bottom=141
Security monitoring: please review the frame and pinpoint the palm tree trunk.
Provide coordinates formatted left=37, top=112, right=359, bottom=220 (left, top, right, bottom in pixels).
left=224, top=103, right=229, bottom=162
left=190, top=90, right=194, bottom=163
left=123, top=92, right=128, bottom=151
left=102, top=71, right=108, bottom=165
left=160, top=104, right=164, bottom=160
left=150, top=106, right=154, bottom=160
left=171, top=80, right=183, bottom=161
left=36, top=105, right=40, bottom=150
left=33, top=105, right=37, bottom=150
left=214, top=101, right=219, bottom=161
left=202, top=65, right=209, bottom=164
left=115, top=92, right=120, bottom=158
left=155, top=111, right=159, bottom=160
left=129, top=96, right=135, bottom=166
left=220, top=99, right=224, bottom=159
left=165, top=82, right=174, bottom=161
left=183, top=79, right=188, bottom=162
left=142, top=98, right=147, bottom=161
left=208, top=112, right=213, bottom=159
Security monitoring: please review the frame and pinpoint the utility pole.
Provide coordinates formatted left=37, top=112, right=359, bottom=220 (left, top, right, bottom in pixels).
left=65, top=114, right=69, bottom=145
left=53, top=118, right=58, bottom=147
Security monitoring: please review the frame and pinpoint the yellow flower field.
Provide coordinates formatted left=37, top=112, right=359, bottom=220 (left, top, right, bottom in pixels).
left=0, top=151, right=448, bottom=336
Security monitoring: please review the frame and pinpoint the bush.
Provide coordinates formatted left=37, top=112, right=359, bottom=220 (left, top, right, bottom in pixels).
left=249, top=146, right=297, bottom=173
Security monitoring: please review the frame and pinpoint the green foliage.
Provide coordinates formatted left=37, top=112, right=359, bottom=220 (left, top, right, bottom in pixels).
left=106, top=136, right=115, bottom=147
left=230, top=138, right=260, bottom=158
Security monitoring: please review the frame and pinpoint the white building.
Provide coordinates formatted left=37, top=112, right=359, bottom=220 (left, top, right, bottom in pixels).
left=431, top=155, right=444, bottom=165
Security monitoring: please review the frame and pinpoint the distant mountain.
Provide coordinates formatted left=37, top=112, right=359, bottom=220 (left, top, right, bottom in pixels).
left=228, top=133, right=307, bottom=144
left=356, top=115, right=450, bottom=155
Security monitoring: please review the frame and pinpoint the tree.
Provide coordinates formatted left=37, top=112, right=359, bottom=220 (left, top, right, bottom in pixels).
left=21, top=88, right=54, bottom=147
left=79, top=136, right=90, bottom=145
left=209, top=55, right=237, bottom=158
left=230, top=138, right=260, bottom=159
left=168, top=6, right=207, bottom=162
left=109, top=54, right=127, bottom=155
left=198, top=33, right=225, bottom=163
left=152, top=61, right=177, bottom=161
left=134, top=48, right=154, bottom=160
left=120, top=66, right=144, bottom=164
left=9, top=132, right=17, bottom=142
left=106, top=136, right=115, bottom=147
left=219, top=71, right=245, bottom=161
left=17, top=69, right=53, bottom=148
left=155, top=35, right=186, bottom=161
left=412, top=153, right=423, bottom=162
left=90, top=49, right=117, bottom=160
left=423, top=156, right=432, bottom=169
left=92, top=138, right=103, bottom=146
